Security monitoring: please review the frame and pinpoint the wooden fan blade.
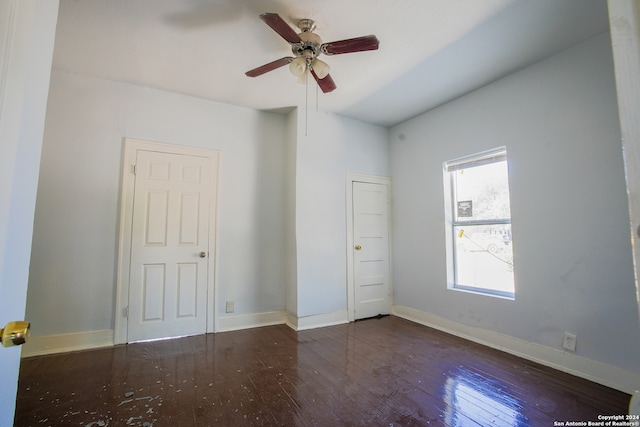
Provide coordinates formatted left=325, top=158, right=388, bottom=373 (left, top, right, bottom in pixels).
left=321, top=35, right=379, bottom=55
left=260, top=13, right=302, bottom=44
left=245, top=57, right=293, bottom=77
left=310, top=69, right=337, bottom=93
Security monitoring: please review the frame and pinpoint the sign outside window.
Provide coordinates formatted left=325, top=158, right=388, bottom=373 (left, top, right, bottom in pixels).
left=457, top=200, right=473, bottom=217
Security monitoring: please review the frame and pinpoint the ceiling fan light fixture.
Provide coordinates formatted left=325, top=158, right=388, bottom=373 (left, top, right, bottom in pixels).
left=296, top=72, right=308, bottom=85
left=289, top=57, right=307, bottom=77
left=311, top=58, right=330, bottom=79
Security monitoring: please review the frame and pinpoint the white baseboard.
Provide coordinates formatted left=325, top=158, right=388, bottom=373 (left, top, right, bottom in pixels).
left=286, top=310, right=349, bottom=331
left=21, top=311, right=288, bottom=357
left=216, top=311, right=286, bottom=332
left=393, top=304, right=640, bottom=395
left=21, top=330, right=114, bottom=358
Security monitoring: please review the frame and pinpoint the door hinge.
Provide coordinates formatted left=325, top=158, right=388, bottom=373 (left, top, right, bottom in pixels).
left=123, top=306, right=129, bottom=318
left=131, top=164, right=137, bottom=175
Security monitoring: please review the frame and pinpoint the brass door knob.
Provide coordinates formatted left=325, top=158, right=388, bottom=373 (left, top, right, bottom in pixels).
left=0, top=321, right=30, bottom=347
left=199, top=251, right=207, bottom=258
left=355, top=245, right=362, bottom=250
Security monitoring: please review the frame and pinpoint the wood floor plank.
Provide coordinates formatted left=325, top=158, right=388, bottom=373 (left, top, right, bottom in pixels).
left=14, top=316, right=630, bottom=426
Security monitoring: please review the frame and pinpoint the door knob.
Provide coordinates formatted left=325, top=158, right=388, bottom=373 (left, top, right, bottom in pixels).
left=355, top=245, right=362, bottom=250
left=0, top=321, right=30, bottom=347
left=199, top=251, right=207, bottom=258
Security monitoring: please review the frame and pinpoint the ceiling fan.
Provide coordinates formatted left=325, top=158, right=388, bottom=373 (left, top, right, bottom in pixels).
left=245, top=13, right=380, bottom=93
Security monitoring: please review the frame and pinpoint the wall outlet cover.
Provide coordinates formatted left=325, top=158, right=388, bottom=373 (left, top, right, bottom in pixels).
left=563, top=332, right=577, bottom=352
left=225, top=300, right=234, bottom=313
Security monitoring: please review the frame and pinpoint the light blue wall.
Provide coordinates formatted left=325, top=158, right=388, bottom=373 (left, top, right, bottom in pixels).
left=27, top=70, right=288, bottom=334
left=284, top=110, right=299, bottom=318
left=27, top=70, right=390, bottom=336
left=389, top=33, right=640, bottom=373
left=294, top=110, right=390, bottom=317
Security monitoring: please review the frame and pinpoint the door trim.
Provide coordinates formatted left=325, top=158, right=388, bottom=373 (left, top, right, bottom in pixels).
left=115, top=138, right=220, bottom=344
left=345, top=173, right=393, bottom=322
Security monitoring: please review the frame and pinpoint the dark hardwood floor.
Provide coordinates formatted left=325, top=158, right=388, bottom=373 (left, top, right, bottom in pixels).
left=15, top=316, right=630, bottom=426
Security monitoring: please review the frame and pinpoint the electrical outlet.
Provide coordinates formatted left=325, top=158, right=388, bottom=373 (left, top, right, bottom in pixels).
left=225, top=300, right=234, bottom=313
left=563, top=332, right=577, bottom=352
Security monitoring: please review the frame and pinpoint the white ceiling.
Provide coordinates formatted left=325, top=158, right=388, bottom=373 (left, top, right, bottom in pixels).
left=52, top=0, right=610, bottom=127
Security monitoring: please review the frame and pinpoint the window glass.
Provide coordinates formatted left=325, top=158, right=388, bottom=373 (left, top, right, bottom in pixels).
left=445, top=148, right=515, bottom=298
left=453, top=161, right=511, bottom=222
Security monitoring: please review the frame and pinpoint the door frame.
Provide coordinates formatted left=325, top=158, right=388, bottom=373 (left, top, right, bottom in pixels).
left=115, top=138, right=220, bottom=344
left=345, top=173, right=393, bottom=322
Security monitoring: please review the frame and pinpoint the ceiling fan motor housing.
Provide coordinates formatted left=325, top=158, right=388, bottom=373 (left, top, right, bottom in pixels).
left=292, top=21, right=322, bottom=60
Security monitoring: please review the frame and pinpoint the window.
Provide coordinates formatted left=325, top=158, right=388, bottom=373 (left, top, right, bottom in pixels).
left=443, top=147, right=515, bottom=298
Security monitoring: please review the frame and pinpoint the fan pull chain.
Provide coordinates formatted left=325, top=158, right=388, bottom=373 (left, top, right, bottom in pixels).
left=305, top=69, right=309, bottom=136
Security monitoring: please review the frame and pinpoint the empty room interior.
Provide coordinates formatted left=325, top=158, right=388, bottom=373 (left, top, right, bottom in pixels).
left=3, top=0, right=640, bottom=425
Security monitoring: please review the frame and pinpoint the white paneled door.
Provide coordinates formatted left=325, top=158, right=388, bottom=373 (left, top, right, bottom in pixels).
left=352, top=181, right=391, bottom=320
left=127, top=149, right=213, bottom=342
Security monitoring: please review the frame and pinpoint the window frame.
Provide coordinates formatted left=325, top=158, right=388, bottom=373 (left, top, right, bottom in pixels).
left=443, top=147, right=515, bottom=299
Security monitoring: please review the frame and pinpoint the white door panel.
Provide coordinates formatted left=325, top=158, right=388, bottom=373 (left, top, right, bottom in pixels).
left=128, top=150, right=211, bottom=342
left=352, top=181, right=391, bottom=319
